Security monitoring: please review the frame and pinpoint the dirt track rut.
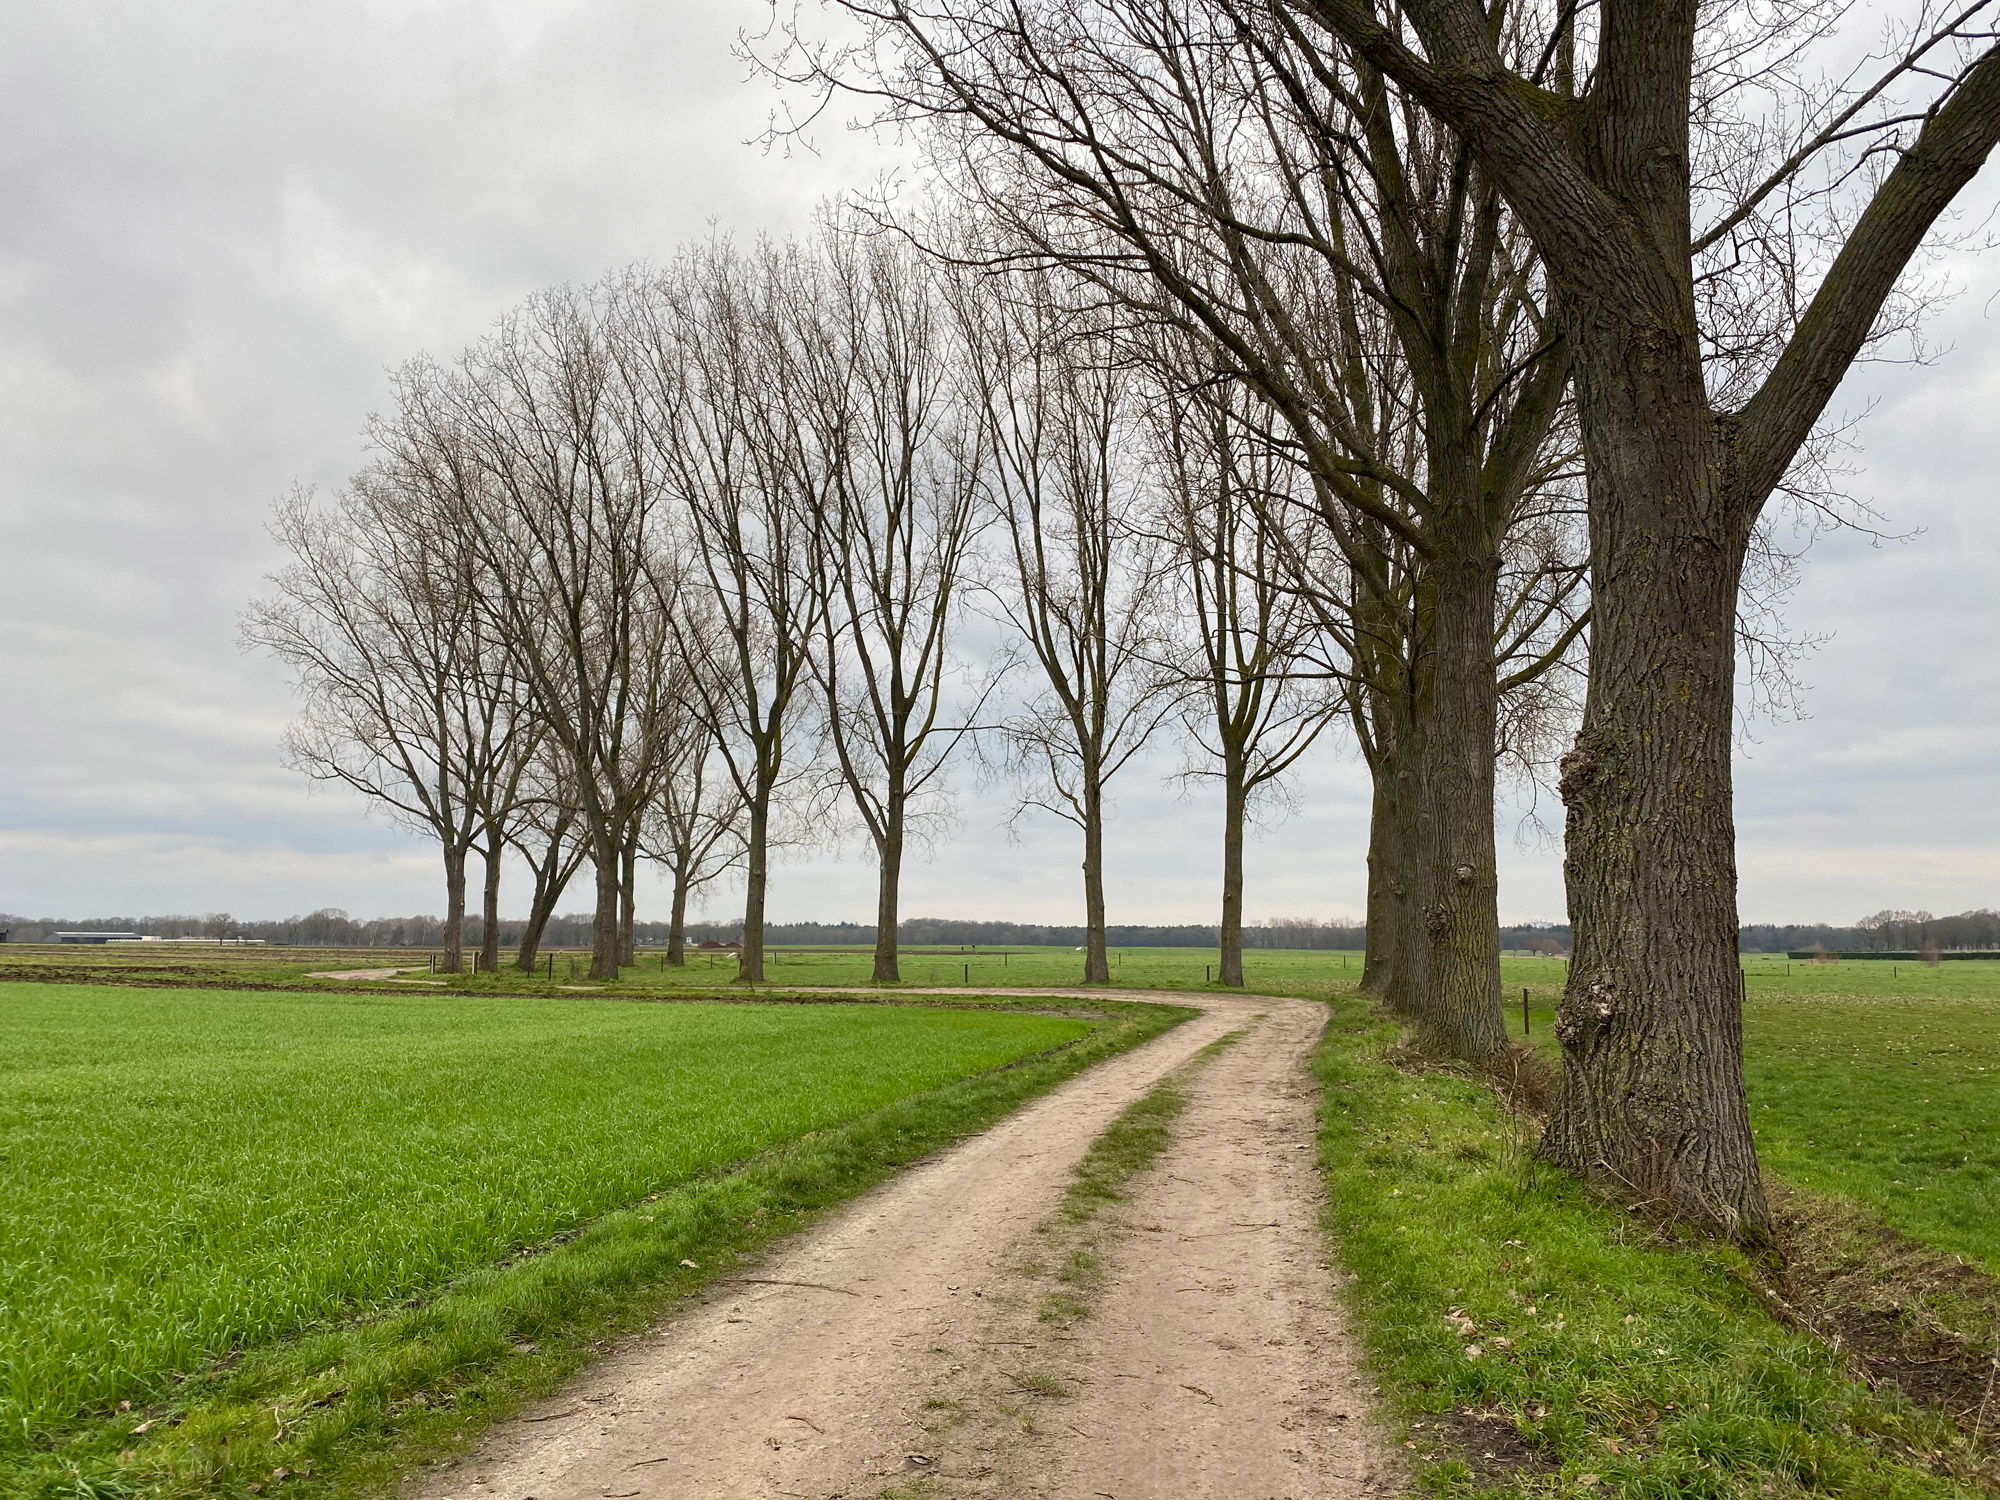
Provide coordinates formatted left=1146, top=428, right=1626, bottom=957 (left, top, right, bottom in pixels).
left=423, top=990, right=1388, bottom=1500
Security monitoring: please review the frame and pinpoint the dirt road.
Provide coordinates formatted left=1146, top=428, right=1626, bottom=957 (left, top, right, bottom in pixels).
left=422, top=990, right=1389, bottom=1500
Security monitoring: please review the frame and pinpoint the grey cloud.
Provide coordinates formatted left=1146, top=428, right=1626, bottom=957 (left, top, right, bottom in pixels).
left=3, top=5, right=1996, bottom=929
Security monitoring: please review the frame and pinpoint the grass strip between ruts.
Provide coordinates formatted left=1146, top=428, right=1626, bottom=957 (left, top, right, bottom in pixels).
left=15, top=997, right=1192, bottom=1500
left=1313, top=993, right=1991, bottom=1499
left=1058, top=1026, right=1248, bottom=1230
left=879, top=1025, right=1251, bottom=1500
left=1026, top=1025, right=1252, bottom=1329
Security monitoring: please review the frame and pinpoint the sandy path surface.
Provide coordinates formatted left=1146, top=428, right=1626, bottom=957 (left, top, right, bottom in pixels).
left=929, top=996, right=1390, bottom=1499
left=422, top=990, right=1387, bottom=1500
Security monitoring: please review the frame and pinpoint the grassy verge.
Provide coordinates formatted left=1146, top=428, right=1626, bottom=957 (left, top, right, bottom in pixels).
left=7, top=996, right=1191, bottom=1500
left=1022, top=1026, right=1250, bottom=1330
left=0, top=941, right=1552, bottom=1000
left=1314, top=993, right=1993, bottom=1498
left=1021, top=1026, right=1249, bottom=1364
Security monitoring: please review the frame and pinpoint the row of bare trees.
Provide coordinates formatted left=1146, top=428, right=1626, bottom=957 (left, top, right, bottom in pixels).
left=764, top=0, right=2000, bottom=1241
left=248, top=0, right=2000, bottom=1245
left=256, top=221, right=1514, bottom=986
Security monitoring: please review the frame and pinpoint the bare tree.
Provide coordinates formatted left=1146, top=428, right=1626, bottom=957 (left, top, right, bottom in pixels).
left=1278, top=0, right=2000, bottom=1238
left=244, top=480, right=529, bottom=974
left=1145, top=351, right=1343, bottom=986
left=957, top=268, right=1173, bottom=985
left=382, top=281, right=673, bottom=981
left=505, top=747, right=591, bottom=974
left=640, top=240, right=832, bottom=984
left=641, top=686, right=746, bottom=966
left=801, top=221, right=989, bottom=982
left=771, top=0, right=1580, bottom=1057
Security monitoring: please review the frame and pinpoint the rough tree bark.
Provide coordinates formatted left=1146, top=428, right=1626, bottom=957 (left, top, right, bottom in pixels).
left=1078, top=765, right=1110, bottom=984
left=618, top=827, right=639, bottom=967
left=666, top=859, right=692, bottom=966
left=872, top=783, right=906, bottom=982
left=588, top=832, right=622, bottom=983
left=1398, top=536, right=1508, bottom=1057
left=1544, top=383, right=1761, bottom=1225
left=1302, top=0, right=2000, bottom=1236
left=440, top=842, right=469, bottom=974
left=1357, top=767, right=1405, bottom=999
left=740, top=791, right=772, bottom=983
left=477, top=822, right=504, bottom=974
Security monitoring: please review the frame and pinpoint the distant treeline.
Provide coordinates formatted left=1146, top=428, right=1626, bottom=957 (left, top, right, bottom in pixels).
left=1738, top=909, right=2000, bottom=954
left=0, top=908, right=1583, bottom=953
left=27, top=908, right=2000, bottom=954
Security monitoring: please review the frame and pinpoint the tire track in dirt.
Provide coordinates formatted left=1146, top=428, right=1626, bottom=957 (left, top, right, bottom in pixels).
left=918, top=996, right=1390, bottom=1499
left=422, top=990, right=1387, bottom=1500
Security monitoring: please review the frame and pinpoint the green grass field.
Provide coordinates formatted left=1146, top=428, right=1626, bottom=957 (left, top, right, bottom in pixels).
left=1743, top=997, right=2000, bottom=1277
left=0, top=984, right=1095, bottom=1441
left=1502, top=959, right=2000, bottom=1279
left=6, top=943, right=1997, bottom=1496
left=0, top=938, right=1387, bottom=995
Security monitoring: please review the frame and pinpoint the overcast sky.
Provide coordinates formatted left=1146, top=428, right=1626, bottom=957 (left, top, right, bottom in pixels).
left=3, top=2, right=1997, bottom=929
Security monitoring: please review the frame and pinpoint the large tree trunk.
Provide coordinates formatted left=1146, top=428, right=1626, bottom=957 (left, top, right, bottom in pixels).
left=1398, top=542, right=1508, bottom=1060
left=618, top=830, right=638, bottom=966
left=873, top=785, right=905, bottom=983
left=1359, top=764, right=1408, bottom=1001
left=515, top=900, right=554, bottom=975
left=1218, top=752, right=1246, bottom=987
left=666, top=858, right=691, bottom=967
left=1081, top=766, right=1110, bottom=984
left=479, top=826, right=504, bottom=975
left=440, top=842, right=468, bottom=974
left=738, top=788, right=770, bottom=983
left=1542, top=323, right=1769, bottom=1241
left=588, top=836, right=621, bottom=980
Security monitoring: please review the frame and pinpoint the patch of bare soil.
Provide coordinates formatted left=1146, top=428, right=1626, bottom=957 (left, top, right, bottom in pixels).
left=1767, top=1181, right=2000, bottom=1468
left=910, top=998, right=1391, bottom=1499
left=1405, top=1407, right=1554, bottom=1487
left=422, top=991, right=1389, bottom=1500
